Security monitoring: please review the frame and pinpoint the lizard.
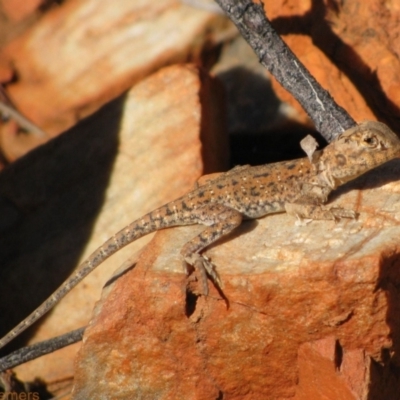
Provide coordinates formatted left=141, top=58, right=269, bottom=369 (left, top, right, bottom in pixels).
left=1, top=120, right=400, bottom=350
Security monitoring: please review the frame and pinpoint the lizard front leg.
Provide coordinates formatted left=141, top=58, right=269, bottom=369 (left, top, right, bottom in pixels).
left=285, top=202, right=357, bottom=221
left=180, top=203, right=243, bottom=295
left=285, top=182, right=357, bottom=221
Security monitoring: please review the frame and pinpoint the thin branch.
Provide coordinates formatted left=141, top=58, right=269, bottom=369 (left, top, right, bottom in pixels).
left=214, top=0, right=356, bottom=142
left=0, top=101, right=48, bottom=139
left=0, top=327, right=85, bottom=372
left=0, top=85, right=48, bottom=139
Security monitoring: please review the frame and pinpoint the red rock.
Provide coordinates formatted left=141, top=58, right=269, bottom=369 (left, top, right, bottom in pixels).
left=295, top=338, right=358, bottom=400
left=73, top=156, right=400, bottom=397
left=0, top=0, right=43, bottom=21
left=0, top=119, right=47, bottom=161
left=1, top=0, right=228, bottom=139
left=265, top=0, right=400, bottom=131
left=6, top=64, right=227, bottom=387
left=269, top=34, right=375, bottom=125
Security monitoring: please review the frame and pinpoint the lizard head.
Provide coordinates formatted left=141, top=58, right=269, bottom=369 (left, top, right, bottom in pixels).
left=317, top=121, right=400, bottom=188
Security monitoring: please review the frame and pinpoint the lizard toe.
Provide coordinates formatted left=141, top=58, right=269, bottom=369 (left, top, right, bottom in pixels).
left=183, top=253, right=222, bottom=295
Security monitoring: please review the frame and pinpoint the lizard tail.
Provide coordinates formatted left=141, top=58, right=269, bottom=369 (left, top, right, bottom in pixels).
left=0, top=206, right=184, bottom=350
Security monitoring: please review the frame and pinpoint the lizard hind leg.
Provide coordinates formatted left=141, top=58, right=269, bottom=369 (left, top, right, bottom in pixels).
left=180, top=204, right=243, bottom=295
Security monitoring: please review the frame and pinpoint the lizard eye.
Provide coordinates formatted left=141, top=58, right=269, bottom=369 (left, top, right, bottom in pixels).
left=363, top=134, right=378, bottom=147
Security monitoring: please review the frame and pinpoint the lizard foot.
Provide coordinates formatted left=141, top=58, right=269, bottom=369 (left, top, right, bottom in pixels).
left=286, top=203, right=357, bottom=222
left=183, top=253, right=222, bottom=295
left=326, top=207, right=358, bottom=221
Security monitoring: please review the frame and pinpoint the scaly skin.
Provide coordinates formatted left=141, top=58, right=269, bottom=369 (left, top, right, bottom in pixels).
left=1, top=120, right=399, bottom=350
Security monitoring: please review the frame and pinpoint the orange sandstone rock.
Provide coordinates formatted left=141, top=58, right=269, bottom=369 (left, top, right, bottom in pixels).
left=73, top=158, right=400, bottom=398
left=265, top=0, right=400, bottom=132
left=0, top=0, right=228, bottom=155
left=0, top=0, right=43, bottom=21
left=1, top=64, right=226, bottom=388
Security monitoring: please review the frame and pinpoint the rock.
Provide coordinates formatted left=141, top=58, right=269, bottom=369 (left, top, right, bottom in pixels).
left=266, top=0, right=400, bottom=132
left=1, top=0, right=43, bottom=21
left=0, top=64, right=227, bottom=389
left=295, top=337, right=363, bottom=400
left=73, top=157, right=400, bottom=397
left=211, top=35, right=320, bottom=167
left=269, top=34, right=375, bottom=125
left=0, top=0, right=229, bottom=156
left=212, top=35, right=286, bottom=135
left=1, top=1, right=400, bottom=398
left=296, top=335, right=400, bottom=400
